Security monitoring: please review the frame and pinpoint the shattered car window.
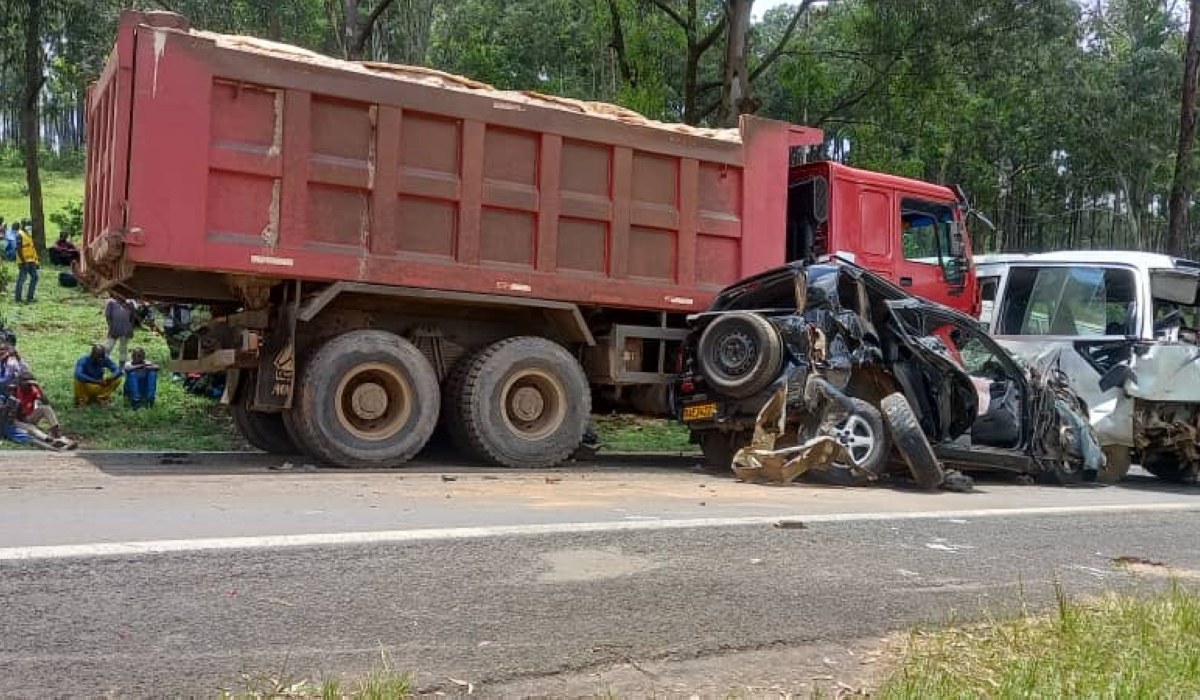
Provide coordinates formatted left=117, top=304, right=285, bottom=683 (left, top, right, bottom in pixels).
left=1151, top=271, right=1200, bottom=339
left=997, top=266, right=1136, bottom=336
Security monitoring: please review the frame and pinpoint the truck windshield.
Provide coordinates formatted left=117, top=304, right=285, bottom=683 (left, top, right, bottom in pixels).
left=997, top=266, right=1136, bottom=336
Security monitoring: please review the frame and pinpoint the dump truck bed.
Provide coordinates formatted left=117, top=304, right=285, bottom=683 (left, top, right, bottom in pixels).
left=82, top=11, right=822, bottom=313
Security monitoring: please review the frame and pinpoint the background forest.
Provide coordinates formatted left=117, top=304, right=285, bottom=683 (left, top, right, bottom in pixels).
left=3, top=0, right=1200, bottom=258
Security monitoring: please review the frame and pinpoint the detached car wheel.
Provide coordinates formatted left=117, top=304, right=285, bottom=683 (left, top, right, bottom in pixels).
left=696, top=312, right=784, bottom=399
left=881, top=392, right=944, bottom=489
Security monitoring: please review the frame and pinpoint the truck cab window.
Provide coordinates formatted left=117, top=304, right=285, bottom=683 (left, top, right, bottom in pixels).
left=900, top=199, right=954, bottom=265
left=997, top=266, right=1136, bottom=336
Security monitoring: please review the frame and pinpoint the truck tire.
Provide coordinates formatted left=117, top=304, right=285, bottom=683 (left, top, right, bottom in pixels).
left=881, top=392, right=944, bottom=489
left=232, top=399, right=297, bottom=455
left=696, top=312, right=783, bottom=399
left=446, top=337, right=590, bottom=468
left=291, top=330, right=440, bottom=468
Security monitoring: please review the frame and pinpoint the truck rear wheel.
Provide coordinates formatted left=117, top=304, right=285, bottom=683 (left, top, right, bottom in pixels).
left=446, top=337, right=590, bottom=468
left=291, top=330, right=440, bottom=467
left=232, top=388, right=297, bottom=455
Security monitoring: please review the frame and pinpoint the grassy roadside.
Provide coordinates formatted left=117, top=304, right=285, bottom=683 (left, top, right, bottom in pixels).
left=875, top=582, right=1200, bottom=698
left=0, top=279, right=237, bottom=451
left=0, top=166, right=82, bottom=239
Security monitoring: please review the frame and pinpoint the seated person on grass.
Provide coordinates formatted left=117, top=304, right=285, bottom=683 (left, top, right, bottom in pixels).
left=74, top=345, right=122, bottom=406
left=15, top=372, right=76, bottom=449
left=124, top=347, right=159, bottom=409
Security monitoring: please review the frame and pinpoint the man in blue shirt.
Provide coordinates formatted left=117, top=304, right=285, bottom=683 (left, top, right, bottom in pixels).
left=74, top=345, right=122, bottom=406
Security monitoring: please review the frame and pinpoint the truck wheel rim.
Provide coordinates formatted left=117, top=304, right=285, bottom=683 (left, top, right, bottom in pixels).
left=834, top=414, right=876, bottom=466
left=500, top=369, right=567, bottom=441
left=334, top=362, right=412, bottom=441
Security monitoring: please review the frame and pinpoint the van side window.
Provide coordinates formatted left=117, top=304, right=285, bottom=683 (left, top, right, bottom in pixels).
left=900, top=199, right=954, bottom=266
left=997, top=266, right=1136, bottom=336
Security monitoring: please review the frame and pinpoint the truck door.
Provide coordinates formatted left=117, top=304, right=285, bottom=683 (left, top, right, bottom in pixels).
left=896, top=198, right=965, bottom=308
left=853, top=187, right=896, bottom=281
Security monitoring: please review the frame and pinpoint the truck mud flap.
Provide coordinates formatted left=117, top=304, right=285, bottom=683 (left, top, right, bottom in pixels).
left=253, top=284, right=298, bottom=411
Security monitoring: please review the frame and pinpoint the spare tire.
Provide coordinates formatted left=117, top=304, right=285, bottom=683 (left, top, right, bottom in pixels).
left=696, top=312, right=784, bottom=398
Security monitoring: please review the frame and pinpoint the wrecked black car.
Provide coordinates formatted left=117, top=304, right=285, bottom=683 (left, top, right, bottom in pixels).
left=673, top=260, right=1102, bottom=488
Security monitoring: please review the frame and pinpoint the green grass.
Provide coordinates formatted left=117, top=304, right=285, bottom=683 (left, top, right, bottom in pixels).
left=0, top=278, right=238, bottom=451
left=0, top=166, right=84, bottom=238
left=875, top=582, right=1200, bottom=699
left=594, top=413, right=695, bottom=452
left=219, top=653, right=413, bottom=699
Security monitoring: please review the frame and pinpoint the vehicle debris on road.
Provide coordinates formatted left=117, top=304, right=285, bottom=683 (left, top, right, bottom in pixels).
left=677, top=260, right=1102, bottom=488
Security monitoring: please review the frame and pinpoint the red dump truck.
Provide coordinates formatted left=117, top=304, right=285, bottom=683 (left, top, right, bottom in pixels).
left=79, top=11, right=978, bottom=467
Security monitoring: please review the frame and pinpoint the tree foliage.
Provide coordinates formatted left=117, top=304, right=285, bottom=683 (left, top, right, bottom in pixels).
left=5, top=0, right=1200, bottom=256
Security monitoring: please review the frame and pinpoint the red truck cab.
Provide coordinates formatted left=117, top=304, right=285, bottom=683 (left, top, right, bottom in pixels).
left=786, top=162, right=978, bottom=315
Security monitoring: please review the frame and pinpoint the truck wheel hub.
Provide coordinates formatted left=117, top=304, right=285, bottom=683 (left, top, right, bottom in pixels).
left=510, top=386, right=546, bottom=422
left=352, top=383, right=389, bottom=420
left=501, top=369, right=567, bottom=440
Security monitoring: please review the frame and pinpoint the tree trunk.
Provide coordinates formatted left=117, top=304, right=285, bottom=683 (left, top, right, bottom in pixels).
left=344, top=0, right=360, bottom=59
left=22, top=0, right=47, bottom=257
left=1168, top=0, right=1200, bottom=256
left=717, top=0, right=753, bottom=128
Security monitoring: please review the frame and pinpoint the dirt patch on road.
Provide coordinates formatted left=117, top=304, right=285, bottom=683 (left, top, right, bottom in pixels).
left=477, top=637, right=898, bottom=698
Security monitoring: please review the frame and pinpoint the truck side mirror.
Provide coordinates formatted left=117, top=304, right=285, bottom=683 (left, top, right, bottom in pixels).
left=942, top=222, right=967, bottom=286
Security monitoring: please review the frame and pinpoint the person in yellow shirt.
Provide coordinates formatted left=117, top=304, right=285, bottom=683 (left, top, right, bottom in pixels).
left=14, top=223, right=38, bottom=303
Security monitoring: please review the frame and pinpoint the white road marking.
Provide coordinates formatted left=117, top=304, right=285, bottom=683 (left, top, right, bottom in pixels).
left=1, top=502, right=1198, bottom=561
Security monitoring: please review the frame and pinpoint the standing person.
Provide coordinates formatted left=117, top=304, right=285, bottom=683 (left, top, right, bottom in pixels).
left=14, top=223, right=39, bottom=303
left=73, top=345, right=123, bottom=406
left=103, top=296, right=135, bottom=365
left=4, top=221, right=18, bottom=262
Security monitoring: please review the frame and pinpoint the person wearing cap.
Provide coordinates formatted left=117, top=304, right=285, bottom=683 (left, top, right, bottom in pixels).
left=73, top=344, right=123, bottom=406
left=0, top=343, right=28, bottom=389
left=14, top=372, right=73, bottom=448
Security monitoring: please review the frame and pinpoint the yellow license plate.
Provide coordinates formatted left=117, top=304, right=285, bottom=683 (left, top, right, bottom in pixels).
left=682, top=402, right=718, bottom=422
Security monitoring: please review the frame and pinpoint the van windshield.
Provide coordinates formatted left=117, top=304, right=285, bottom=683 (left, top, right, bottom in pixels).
left=997, top=266, right=1137, bottom=336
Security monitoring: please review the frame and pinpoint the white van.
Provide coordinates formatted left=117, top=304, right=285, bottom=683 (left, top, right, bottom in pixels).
left=976, top=251, right=1200, bottom=483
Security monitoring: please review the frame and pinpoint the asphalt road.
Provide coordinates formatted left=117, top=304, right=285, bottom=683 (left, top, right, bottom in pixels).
left=1, top=453, right=1199, bottom=696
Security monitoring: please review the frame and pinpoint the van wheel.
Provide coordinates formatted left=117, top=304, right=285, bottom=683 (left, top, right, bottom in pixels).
left=232, top=390, right=297, bottom=455
left=447, top=337, right=589, bottom=468
left=291, top=330, right=440, bottom=467
left=881, top=393, right=944, bottom=489
left=1142, top=449, right=1195, bottom=483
